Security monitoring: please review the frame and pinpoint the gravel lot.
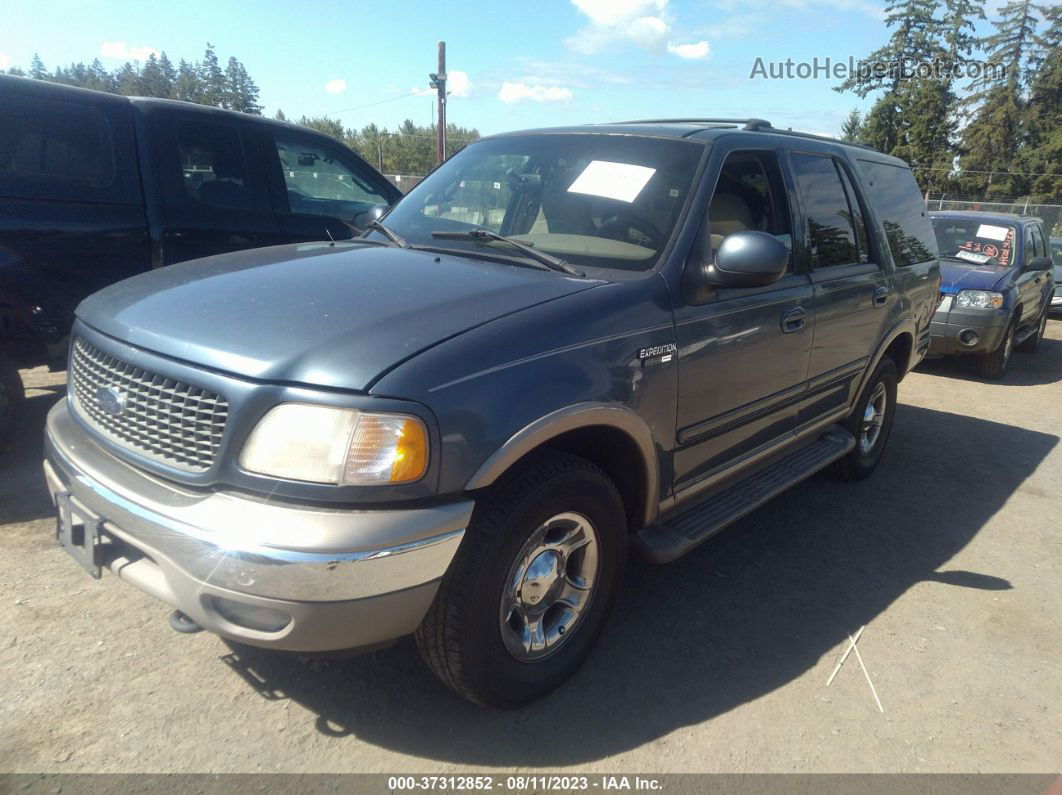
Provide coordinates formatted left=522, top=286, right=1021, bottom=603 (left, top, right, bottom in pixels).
left=1, top=321, right=1060, bottom=774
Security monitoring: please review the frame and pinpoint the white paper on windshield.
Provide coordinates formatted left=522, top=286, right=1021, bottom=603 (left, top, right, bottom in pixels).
left=976, top=223, right=1010, bottom=241
left=956, top=249, right=991, bottom=264
left=567, top=160, right=656, bottom=203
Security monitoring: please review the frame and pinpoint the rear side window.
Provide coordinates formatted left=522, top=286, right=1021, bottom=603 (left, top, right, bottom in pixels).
left=0, top=100, right=114, bottom=200
left=177, top=121, right=257, bottom=210
left=857, top=160, right=936, bottom=266
left=791, top=153, right=860, bottom=268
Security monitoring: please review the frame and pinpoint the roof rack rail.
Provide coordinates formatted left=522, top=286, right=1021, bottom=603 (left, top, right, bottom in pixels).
left=610, top=117, right=880, bottom=151
left=615, top=117, right=773, bottom=131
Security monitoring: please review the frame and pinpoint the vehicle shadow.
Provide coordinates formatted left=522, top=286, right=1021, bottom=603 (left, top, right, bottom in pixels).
left=219, top=404, right=1057, bottom=765
left=916, top=323, right=1062, bottom=386
left=0, top=382, right=65, bottom=525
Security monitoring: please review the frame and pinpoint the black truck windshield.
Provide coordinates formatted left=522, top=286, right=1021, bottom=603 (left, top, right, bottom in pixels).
left=373, top=133, right=704, bottom=273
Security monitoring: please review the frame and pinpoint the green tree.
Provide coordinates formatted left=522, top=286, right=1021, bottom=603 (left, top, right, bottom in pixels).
left=1015, top=2, right=1062, bottom=201
left=139, top=53, right=171, bottom=98
left=158, top=53, right=177, bottom=97
left=840, top=108, right=863, bottom=141
left=223, top=56, right=262, bottom=114
left=174, top=58, right=201, bottom=103
left=957, top=0, right=1039, bottom=195
left=297, top=115, right=347, bottom=140
left=28, top=54, right=47, bottom=80
left=113, top=62, right=141, bottom=96
left=274, top=108, right=288, bottom=122
left=197, top=43, right=226, bottom=107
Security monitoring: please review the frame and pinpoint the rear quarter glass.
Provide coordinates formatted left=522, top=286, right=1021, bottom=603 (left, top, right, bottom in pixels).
left=856, top=159, right=937, bottom=267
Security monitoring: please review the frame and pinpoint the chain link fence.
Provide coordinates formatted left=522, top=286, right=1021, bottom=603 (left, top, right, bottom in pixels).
left=926, top=195, right=1062, bottom=237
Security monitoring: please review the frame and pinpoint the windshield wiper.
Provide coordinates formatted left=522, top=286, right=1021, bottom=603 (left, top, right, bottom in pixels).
left=365, top=220, right=409, bottom=248
left=431, top=229, right=584, bottom=277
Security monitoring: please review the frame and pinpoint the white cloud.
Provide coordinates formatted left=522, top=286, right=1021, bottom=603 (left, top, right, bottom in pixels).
left=667, top=40, right=710, bottom=59
left=497, top=82, right=574, bottom=104
left=566, top=0, right=710, bottom=59
left=100, top=41, right=159, bottom=61
left=0, top=52, right=11, bottom=71
left=324, top=78, right=347, bottom=95
left=447, top=69, right=473, bottom=98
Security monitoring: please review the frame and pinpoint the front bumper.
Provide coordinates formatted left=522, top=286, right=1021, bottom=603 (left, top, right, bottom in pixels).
left=43, top=400, right=472, bottom=652
left=928, top=296, right=1009, bottom=357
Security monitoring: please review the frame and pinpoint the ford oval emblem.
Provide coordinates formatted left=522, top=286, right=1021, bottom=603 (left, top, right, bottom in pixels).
left=96, top=387, right=126, bottom=417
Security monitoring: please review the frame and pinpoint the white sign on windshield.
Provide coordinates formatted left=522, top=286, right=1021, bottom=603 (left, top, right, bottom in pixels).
left=976, top=224, right=1010, bottom=242
left=567, top=160, right=656, bottom=203
left=955, top=249, right=992, bottom=264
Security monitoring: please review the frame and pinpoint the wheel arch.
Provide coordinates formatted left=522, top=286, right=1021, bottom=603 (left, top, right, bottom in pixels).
left=464, top=403, right=659, bottom=531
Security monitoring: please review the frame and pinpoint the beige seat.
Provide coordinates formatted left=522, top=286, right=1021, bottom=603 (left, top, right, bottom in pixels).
left=709, top=192, right=754, bottom=249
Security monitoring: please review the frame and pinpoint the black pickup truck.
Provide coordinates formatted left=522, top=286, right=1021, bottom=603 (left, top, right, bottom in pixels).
left=0, top=75, right=401, bottom=446
left=44, top=118, right=940, bottom=707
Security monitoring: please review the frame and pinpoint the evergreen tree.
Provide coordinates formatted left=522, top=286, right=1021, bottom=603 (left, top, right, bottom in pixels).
left=198, top=43, right=226, bottom=107
left=274, top=108, right=288, bottom=121
left=114, top=62, right=141, bottom=96
left=174, top=59, right=201, bottom=103
left=223, top=56, right=262, bottom=114
left=957, top=0, right=1039, bottom=195
left=1015, top=2, right=1062, bottom=201
left=28, top=54, right=47, bottom=79
left=158, top=53, right=177, bottom=98
left=140, top=53, right=170, bottom=98
left=840, top=108, right=863, bottom=141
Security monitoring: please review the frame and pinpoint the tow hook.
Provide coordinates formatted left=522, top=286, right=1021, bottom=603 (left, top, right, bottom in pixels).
left=168, top=610, right=203, bottom=634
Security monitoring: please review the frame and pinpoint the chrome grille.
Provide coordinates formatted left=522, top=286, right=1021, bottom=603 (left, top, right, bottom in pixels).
left=70, top=337, right=228, bottom=472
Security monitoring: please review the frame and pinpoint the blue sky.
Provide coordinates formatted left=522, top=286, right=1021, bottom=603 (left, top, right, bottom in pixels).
left=1, top=0, right=1003, bottom=139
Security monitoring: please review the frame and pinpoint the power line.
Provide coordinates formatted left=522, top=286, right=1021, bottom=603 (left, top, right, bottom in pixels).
left=325, top=89, right=429, bottom=115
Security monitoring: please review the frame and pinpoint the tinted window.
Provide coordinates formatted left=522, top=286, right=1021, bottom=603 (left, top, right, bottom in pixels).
left=857, top=160, right=936, bottom=266
left=709, top=150, right=793, bottom=269
left=791, top=153, right=859, bottom=268
left=1024, top=226, right=1036, bottom=266
left=836, top=164, right=870, bottom=263
left=0, top=101, right=113, bottom=198
left=273, top=136, right=388, bottom=216
left=1030, top=224, right=1046, bottom=260
left=177, top=121, right=253, bottom=210
left=1051, top=238, right=1062, bottom=265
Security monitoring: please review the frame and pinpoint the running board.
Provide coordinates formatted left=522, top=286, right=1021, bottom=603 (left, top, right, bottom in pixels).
left=636, top=427, right=856, bottom=564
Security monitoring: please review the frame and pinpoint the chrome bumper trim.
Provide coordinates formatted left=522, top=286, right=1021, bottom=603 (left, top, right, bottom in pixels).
left=44, top=400, right=471, bottom=602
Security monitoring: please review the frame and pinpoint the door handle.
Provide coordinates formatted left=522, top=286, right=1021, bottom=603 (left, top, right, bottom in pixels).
left=781, top=306, right=806, bottom=333
left=873, top=286, right=889, bottom=307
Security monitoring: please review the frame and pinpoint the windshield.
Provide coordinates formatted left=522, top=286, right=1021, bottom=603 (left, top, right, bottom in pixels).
left=931, top=217, right=1017, bottom=267
left=374, top=133, right=704, bottom=273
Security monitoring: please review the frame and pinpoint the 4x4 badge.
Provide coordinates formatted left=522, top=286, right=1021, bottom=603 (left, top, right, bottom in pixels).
left=638, top=343, right=677, bottom=366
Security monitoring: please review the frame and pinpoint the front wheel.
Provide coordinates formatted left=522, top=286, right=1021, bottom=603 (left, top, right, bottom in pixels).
left=976, top=319, right=1016, bottom=379
left=416, top=452, right=627, bottom=708
left=830, top=356, right=898, bottom=482
left=0, top=353, right=25, bottom=452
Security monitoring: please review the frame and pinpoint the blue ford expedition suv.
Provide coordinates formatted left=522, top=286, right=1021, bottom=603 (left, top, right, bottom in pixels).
left=44, top=119, right=940, bottom=707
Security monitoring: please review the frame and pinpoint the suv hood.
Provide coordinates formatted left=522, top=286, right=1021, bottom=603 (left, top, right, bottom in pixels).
left=77, top=242, right=599, bottom=391
left=939, top=260, right=1011, bottom=294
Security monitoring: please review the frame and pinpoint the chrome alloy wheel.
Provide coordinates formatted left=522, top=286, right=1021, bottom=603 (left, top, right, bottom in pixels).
left=499, top=511, right=600, bottom=662
left=859, top=381, right=888, bottom=455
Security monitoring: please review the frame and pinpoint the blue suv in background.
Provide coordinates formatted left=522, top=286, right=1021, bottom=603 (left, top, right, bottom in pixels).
left=927, top=211, right=1054, bottom=378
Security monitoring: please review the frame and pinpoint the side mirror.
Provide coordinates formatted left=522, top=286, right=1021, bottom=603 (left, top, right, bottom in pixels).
left=683, top=230, right=788, bottom=300
left=1025, top=256, right=1053, bottom=273
left=352, top=203, right=390, bottom=231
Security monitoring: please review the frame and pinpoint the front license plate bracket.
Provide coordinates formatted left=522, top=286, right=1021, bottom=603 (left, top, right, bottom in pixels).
left=55, top=491, right=104, bottom=579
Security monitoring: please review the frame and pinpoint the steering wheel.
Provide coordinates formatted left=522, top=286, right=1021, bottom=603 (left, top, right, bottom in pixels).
left=596, top=212, right=666, bottom=250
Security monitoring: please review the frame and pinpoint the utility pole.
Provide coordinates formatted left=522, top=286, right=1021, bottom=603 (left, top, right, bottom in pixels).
left=429, top=41, right=447, bottom=165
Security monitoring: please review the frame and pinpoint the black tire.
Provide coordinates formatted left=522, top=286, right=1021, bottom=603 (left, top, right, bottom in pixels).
left=976, top=318, right=1016, bottom=379
left=0, top=352, right=25, bottom=452
left=415, top=451, right=627, bottom=708
left=829, top=356, right=898, bottom=482
left=1016, top=307, right=1048, bottom=353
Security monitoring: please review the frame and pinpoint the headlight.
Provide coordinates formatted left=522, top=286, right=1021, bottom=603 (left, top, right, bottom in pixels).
left=955, top=290, right=1004, bottom=309
left=240, top=404, right=428, bottom=485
